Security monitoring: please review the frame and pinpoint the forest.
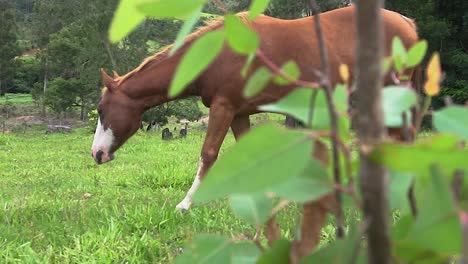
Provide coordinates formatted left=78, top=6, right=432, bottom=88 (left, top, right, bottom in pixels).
left=1, top=0, right=467, bottom=121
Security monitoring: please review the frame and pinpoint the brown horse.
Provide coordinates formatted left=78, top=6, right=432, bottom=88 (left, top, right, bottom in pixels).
left=92, top=5, right=418, bottom=209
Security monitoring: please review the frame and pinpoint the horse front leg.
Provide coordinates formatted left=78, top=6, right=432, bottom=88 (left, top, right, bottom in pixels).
left=176, top=98, right=236, bottom=210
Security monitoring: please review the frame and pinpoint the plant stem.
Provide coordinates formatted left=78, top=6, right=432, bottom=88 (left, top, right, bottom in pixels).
left=308, top=0, right=344, bottom=239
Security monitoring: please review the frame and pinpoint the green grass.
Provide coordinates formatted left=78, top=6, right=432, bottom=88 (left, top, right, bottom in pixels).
left=0, top=93, right=33, bottom=104
left=0, top=127, right=302, bottom=263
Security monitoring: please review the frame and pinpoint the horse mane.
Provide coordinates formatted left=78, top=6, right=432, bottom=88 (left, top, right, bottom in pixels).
left=118, top=13, right=251, bottom=85
left=399, top=14, right=417, bottom=31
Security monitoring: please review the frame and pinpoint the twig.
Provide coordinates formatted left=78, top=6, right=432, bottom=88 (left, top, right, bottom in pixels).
left=253, top=225, right=266, bottom=251
left=402, top=112, right=418, bottom=216
left=256, top=50, right=320, bottom=89
left=272, top=199, right=291, bottom=217
left=314, top=130, right=353, bottom=186
left=307, top=90, right=319, bottom=128
left=414, top=95, right=431, bottom=133
left=350, top=219, right=371, bottom=264
left=308, top=0, right=344, bottom=239
left=335, top=184, right=362, bottom=209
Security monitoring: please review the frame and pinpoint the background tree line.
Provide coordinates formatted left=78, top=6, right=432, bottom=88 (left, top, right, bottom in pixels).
left=1, top=0, right=466, bottom=121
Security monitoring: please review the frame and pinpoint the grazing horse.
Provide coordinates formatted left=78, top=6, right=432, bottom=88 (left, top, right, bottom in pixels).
left=91, top=5, right=418, bottom=255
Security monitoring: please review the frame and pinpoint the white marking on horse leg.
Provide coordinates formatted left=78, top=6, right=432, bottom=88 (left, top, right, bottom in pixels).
left=176, top=159, right=203, bottom=210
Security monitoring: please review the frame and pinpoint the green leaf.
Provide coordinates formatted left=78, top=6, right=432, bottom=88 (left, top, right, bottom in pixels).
left=392, top=36, right=407, bottom=71
left=248, top=0, right=270, bottom=20
left=273, top=61, right=300, bottom=85
left=170, top=7, right=202, bottom=55
left=371, top=134, right=468, bottom=176
left=389, top=171, right=413, bottom=212
left=109, top=0, right=146, bottom=43
left=259, top=88, right=312, bottom=124
left=433, top=105, right=468, bottom=141
left=393, top=166, right=460, bottom=262
left=241, top=53, right=255, bottom=78
left=137, top=0, right=206, bottom=18
left=382, top=86, right=418, bottom=127
left=174, top=234, right=231, bottom=264
left=169, top=30, right=225, bottom=97
left=243, top=67, right=272, bottom=98
left=225, top=15, right=259, bottom=54
left=333, top=84, right=348, bottom=114
left=175, top=235, right=260, bottom=264
left=394, top=56, right=404, bottom=73
left=193, top=124, right=313, bottom=203
left=260, top=88, right=350, bottom=137
left=257, top=239, right=291, bottom=264
left=407, top=40, right=428, bottom=68
left=231, top=241, right=261, bottom=264
left=229, top=193, right=273, bottom=226
left=271, top=158, right=333, bottom=203
left=382, top=57, right=393, bottom=73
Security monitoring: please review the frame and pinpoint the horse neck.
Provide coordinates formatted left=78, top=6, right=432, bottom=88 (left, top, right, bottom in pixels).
left=121, top=53, right=199, bottom=110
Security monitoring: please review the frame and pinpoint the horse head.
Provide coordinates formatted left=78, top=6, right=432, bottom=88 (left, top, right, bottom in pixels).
left=91, top=69, right=143, bottom=164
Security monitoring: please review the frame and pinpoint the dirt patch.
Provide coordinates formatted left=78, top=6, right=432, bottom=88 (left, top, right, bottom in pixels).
left=11, top=115, right=44, bottom=125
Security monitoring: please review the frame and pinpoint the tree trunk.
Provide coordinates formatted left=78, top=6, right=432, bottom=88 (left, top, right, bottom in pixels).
left=41, top=54, right=49, bottom=117
left=0, top=78, right=4, bottom=97
left=355, top=0, right=391, bottom=263
left=104, top=39, right=117, bottom=70
left=80, top=95, right=85, bottom=121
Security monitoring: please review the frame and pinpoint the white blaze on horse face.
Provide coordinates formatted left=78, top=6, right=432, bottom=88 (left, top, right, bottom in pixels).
left=91, top=118, right=115, bottom=162
left=176, top=158, right=203, bottom=210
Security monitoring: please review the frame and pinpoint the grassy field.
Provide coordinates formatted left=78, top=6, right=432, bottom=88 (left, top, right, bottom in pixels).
left=0, top=125, right=306, bottom=263
left=0, top=93, right=34, bottom=104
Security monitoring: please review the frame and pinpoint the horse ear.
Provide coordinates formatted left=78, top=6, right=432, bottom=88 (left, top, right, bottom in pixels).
left=100, top=68, right=117, bottom=92
left=112, top=70, right=120, bottom=79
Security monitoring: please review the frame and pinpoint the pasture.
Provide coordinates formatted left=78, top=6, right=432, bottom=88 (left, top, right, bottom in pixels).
left=0, top=123, right=308, bottom=263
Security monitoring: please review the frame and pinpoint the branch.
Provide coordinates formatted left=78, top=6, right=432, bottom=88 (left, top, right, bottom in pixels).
left=355, top=0, right=391, bottom=263
left=314, top=130, right=353, bottom=186
left=308, top=0, right=344, bottom=239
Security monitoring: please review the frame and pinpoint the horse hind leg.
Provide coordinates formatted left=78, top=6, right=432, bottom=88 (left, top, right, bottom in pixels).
left=176, top=99, right=236, bottom=210
left=230, top=115, right=250, bottom=141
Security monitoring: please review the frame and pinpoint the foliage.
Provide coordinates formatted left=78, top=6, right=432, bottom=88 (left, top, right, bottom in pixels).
left=386, top=0, right=468, bottom=107
left=142, top=97, right=203, bottom=126
left=108, top=1, right=468, bottom=263
left=0, top=0, right=21, bottom=96
left=11, top=56, right=41, bottom=94
left=44, top=77, right=84, bottom=114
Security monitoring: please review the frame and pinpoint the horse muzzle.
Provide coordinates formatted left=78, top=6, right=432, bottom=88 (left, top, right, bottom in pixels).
left=92, top=149, right=115, bottom=164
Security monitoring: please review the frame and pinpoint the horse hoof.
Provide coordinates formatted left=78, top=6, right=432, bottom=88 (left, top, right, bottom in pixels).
left=176, top=199, right=191, bottom=211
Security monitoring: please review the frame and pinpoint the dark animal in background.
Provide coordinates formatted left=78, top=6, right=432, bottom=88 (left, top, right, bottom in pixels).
left=162, top=127, right=173, bottom=140
left=147, top=120, right=161, bottom=132
left=179, top=128, right=187, bottom=138
left=179, top=122, right=188, bottom=138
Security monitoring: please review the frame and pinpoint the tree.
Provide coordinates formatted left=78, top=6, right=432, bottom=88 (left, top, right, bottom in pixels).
left=386, top=0, right=468, bottom=107
left=44, top=77, right=83, bottom=116
left=0, top=0, right=21, bottom=96
left=143, top=97, right=203, bottom=126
